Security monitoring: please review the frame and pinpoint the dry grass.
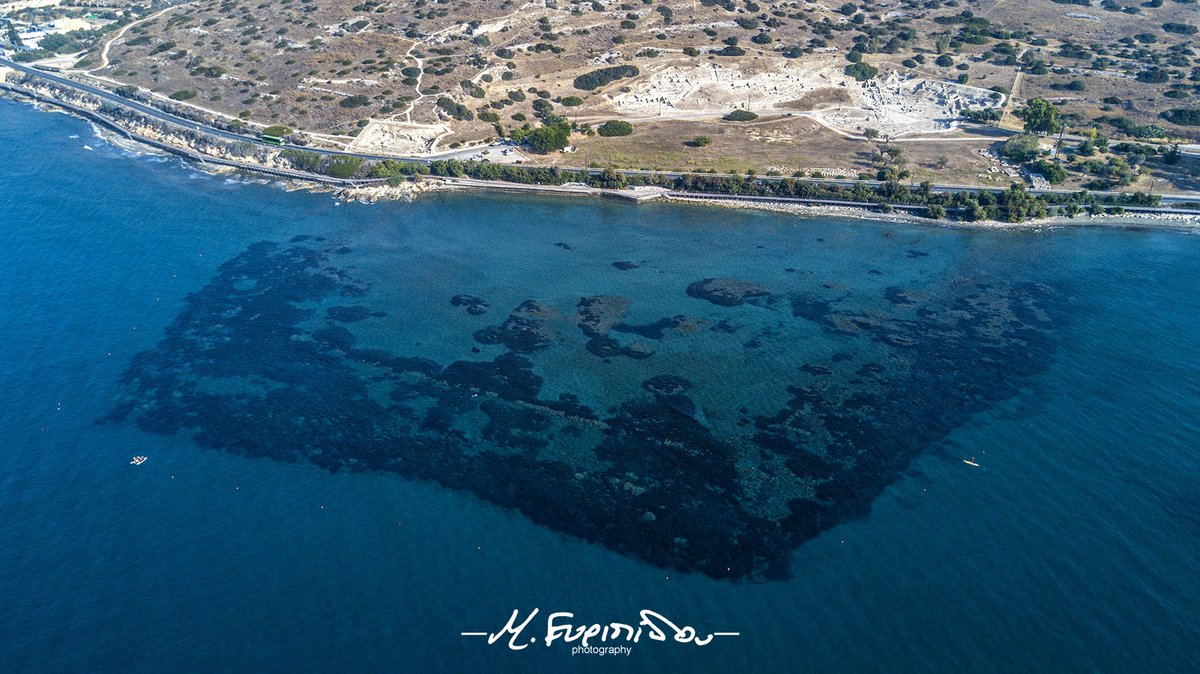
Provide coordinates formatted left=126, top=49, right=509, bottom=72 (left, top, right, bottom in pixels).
left=86, top=0, right=1200, bottom=182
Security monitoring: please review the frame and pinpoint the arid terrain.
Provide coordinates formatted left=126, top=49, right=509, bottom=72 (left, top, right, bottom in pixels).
left=5, top=0, right=1199, bottom=191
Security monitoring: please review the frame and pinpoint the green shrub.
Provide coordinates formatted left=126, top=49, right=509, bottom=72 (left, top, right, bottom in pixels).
left=149, top=40, right=177, bottom=55
left=998, top=134, right=1043, bottom=162
left=723, top=109, right=759, bottom=122
left=573, top=65, right=639, bottom=90
left=192, top=65, right=227, bottom=78
left=1136, top=68, right=1169, bottom=84
left=1097, top=115, right=1166, bottom=138
left=1027, top=160, right=1068, bottom=184
left=1162, top=108, right=1200, bottom=125
left=597, top=120, right=634, bottom=136
left=326, top=156, right=363, bottom=179
left=436, top=97, right=474, bottom=120
left=961, top=107, right=1002, bottom=123
left=526, top=122, right=571, bottom=152
left=282, top=149, right=322, bottom=172
left=1020, top=98, right=1063, bottom=135
left=844, top=62, right=879, bottom=81
left=369, top=160, right=428, bottom=178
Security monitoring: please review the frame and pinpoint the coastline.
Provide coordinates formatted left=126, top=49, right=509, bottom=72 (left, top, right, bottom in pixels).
left=6, top=57, right=1200, bottom=674
left=666, top=194, right=1200, bottom=232
left=5, top=88, right=1199, bottom=232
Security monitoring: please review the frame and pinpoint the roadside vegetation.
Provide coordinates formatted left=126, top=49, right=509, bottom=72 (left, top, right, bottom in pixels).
left=9, top=0, right=1196, bottom=193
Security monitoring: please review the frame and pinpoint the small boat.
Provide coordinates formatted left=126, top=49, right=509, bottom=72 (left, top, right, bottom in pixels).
left=130, top=456, right=148, bottom=465
left=83, top=145, right=94, bottom=151
left=963, top=457, right=980, bottom=467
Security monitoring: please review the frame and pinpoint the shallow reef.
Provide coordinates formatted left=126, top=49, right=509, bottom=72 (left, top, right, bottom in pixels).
left=103, top=240, right=1066, bottom=581
left=450, top=294, right=489, bottom=316
left=687, top=277, right=774, bottom=307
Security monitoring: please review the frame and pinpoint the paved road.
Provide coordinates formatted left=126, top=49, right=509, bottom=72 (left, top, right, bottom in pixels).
left=668, top=191, right=1200, bottom=215
left=4, top=57, right=1198, bottom=205
left=437, top=180, right=1200, bottom=216
left=0, top=81, right=387, bottom=186
left=0, top=57, right=410, bottom=160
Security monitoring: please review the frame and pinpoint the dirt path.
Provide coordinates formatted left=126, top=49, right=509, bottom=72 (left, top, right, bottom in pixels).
left=393, top=2, right=534, bottom=125
left=998, top=48, right=1027, bottom=129
left=572, top=104, right=1009, bottom=144
left=75, top=1, right=362, bottom=150
left=87, top=3, right=189, bottom=73
left=398, top=41, right=424, bottom=124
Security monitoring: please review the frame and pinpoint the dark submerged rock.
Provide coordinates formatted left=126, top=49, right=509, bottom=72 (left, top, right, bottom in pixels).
left=451, top=294, right=490, bottom=316
left=686, top=277, right=772, bottom=307
left=585, top=336, right=624, bottom=358
left=642, top=374, right=693, bottom=396
left=473, top=300, right=557, bottom=352
left=576, top=295, right=630, bottom=338
left=102, top=239, right=1067, bottom=583
left=884, top=287, right=917, bottom=306
left=612, top=316, right=686, bottom=340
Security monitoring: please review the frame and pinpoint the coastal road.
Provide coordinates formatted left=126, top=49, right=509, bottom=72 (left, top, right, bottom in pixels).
left=3, top=57, right=529, bottom=164
left=664, top=191, right=1200, bottom=216
left=599, top=168, right=1200, bottom=205
left=3, top=58, right=260, bottom=144
left=4, top=57, right=1198, bottom=205
left=434, top=180, right=1200, bottom=216
left=0, top=57, right=408, bottom=160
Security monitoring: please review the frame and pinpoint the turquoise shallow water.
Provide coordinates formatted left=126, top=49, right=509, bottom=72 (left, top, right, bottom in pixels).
left=1, top=97, right=1199, bottom=672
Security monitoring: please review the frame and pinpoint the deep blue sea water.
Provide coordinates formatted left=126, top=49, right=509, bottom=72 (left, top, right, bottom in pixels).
left=1, top=97, right=1199, bottom=672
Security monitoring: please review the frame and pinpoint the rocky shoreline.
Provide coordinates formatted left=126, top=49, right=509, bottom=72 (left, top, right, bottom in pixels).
left=4, top=82, right=1199, bottom=231
left=668, top=195, right=1200, bottom=232
left=336, top=179, right=443, bottom=203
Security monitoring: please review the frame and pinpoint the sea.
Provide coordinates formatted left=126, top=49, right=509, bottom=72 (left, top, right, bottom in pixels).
left=1, top=97, right=1198, bottom=673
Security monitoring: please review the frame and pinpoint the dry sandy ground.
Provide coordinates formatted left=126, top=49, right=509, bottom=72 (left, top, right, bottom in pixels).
left=608, top=57, right=1001, bottom=138
left=0, top=0, right=63, bottom=11
left=349, top=119, right=450, bottom=155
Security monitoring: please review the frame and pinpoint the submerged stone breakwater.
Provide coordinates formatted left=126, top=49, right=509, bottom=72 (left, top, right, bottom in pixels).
left=103, top=238, right=1066, bottom=581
